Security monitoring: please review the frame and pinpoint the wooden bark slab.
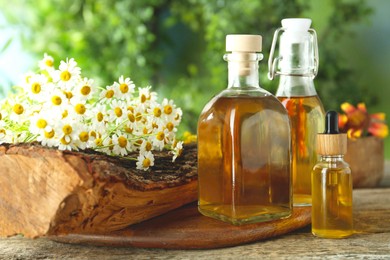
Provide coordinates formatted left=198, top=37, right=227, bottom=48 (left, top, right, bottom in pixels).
left=49, top=203, right=311, bottom=249
left=0, top=143, right=197, bottom=238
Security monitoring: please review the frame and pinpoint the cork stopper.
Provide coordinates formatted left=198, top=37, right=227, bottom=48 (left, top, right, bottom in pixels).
left=317, top=111, right=347, bottom=155
left=226, top=34, right=262, bottom=52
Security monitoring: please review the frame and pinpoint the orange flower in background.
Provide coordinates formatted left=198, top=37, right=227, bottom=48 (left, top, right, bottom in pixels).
left=338, top=102, right=388, bottom=139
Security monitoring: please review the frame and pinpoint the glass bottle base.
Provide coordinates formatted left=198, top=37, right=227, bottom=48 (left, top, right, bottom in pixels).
left=198, top=205, right=292, bottom=225
left=293, top=194, right=312, bottom=207
left=312, top=229, right=354, bottom=239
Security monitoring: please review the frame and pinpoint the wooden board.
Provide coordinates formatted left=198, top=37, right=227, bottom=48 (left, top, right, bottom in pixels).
left=49, top=203, right=311, bottom=249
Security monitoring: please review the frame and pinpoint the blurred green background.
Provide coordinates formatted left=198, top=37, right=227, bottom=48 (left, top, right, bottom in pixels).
left=0, top=0, right=389, bottom=158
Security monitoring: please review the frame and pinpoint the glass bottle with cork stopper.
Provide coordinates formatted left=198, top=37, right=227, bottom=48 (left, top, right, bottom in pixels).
left=312, top=111, right=353, bottom=238
left=268, top=18, right=325, bottom=206
left=197, top=34, right=292, bottom=225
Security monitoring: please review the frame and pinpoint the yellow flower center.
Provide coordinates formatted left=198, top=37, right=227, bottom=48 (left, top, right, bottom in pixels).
left=156, top=131, right=165, bottom=141
left=31, top=82, right=41, bottom=94
left=95, top=138, right=103, bottom=146
left=127, top=113, right=135, bottom=122
left=118, top=136, right=127, bottom=148
left=75, top=104, right=86, bottom=115
left=0, top=129, right=6, bottom=134
left=90, top=131, right=97, bottom=138
left=127, top=106, right=134, bottom=113
left=120, top=83, right=128, bottom=94
left=143, top=127, right=149, bottom=135
left=80, top=86, right=91, bottom=96
left=44, top=130, right=55, bottom=138
left=64, top=91, right=73, bottom=99
left=142, top=158, right=151, bottom=168
left=61, top=136, right=71, bottom=145
left=60, top=70, right=71, bottom=82
left=97, top=112, right=104, bottom=122
left=45, top=59, right=53, bottom=67
left=62, top=110, right=68, bottom=119
left=0, top=112, right=2, bottom=120
left=145, top=141, right=152, bottom=151
left=140, top=94, right=147, bottom=103
left=164, top=105, right=172, bottom=115
left=62, top=124, right=72, bottom=135
left=13, top=104, right=24, bottom=115
left=166, top=122, right=174, bottom=131
left=79, top=131, right=89, bottom=142
left=105, top=89, right=114, bottom=98
left=153, top=107, right=162, bottom=117
left=51, top=96, right=62, bottom=106
left=114, top=107, right=123, bottom=117
left=175, top=113, right=180, bottom=120
left=125, top=126, right=133, bottom=133
left=135, top=112, right=142, bottom=121
left=36, top=119, right=47, bottom=129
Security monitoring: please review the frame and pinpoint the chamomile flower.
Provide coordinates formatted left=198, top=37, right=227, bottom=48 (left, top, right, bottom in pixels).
left=153, top=128, right=169, bottom=151
left=38, top=53, right=55, bottom=72
left=112, top=132, right=131, bottom=156
left=0, top=127, right=9, bottom=144
left=161, top=98, right=178, bottom=121
left=0, top=54, right=184, bottom=170
left=24, top=73, right=48, bottom=99
left=171, top=141, right=183, bottom=162
left=139, top=139, right=153, bottom=154
left=89, top=104, right=108, bottom=129
left=37, top=128, right=57, bottom=147
left=54, top=58, right=81, bottom=90
left=29, top=111, right=53, bottom=135
left=116, top=75, right=135, bottom=100
left=69, top=97, right=88, bottom=120
left=76, top=77, right=95, bottom=100
left=101, top=136, right=114, bottom=155
left=100, top=83, right=118, bottom=103
left=108, top=99, right=126, bottom=124
left=46, top=87, right=67, bottom=108
left=8, top=99, right=28, bottom=124
left=138, top=86, right=156, bottom=110
left=55, top=118, right=80, bottom=150
left=75, top=125, right=91, bottom=150
left=136, top=151, right=155, bottom=171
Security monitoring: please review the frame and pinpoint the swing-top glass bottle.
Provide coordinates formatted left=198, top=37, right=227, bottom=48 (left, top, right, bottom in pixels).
left=268, top=18, right=325, bottom=206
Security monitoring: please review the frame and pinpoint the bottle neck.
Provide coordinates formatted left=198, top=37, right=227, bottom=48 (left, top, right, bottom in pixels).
left=276, top=74, right=317, bottom=96
left=319, top=155, right=345, bottom=162
left=225, top=53, right=262, bottom=89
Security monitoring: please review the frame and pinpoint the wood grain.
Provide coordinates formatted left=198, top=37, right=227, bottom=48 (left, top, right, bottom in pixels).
left=1, top=187, right=390, bottom=258
left=49, top=203, right=311, bottom=249
left=0, top=143, right=197, bottom=238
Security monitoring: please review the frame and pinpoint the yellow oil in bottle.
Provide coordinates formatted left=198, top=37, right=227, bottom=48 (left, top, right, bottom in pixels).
left=198, top=94, right=292, bottom=225
left=278, top=95, right=325, bottom=206
left=311, top=163, right=353, bottom=238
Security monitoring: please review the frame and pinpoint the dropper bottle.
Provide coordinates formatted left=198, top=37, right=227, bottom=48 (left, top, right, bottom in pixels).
left=311, top=111, right=353, bottom=238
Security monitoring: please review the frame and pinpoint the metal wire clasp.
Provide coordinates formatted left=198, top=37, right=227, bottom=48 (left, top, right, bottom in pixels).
left=268, top=27, right=319, bottom=80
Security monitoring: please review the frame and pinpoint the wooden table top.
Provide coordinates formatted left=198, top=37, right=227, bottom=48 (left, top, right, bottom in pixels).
left=1, top=162, right=390, bottom=259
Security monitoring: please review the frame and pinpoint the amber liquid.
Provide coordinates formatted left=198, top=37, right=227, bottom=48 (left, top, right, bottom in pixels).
left=278, top=95, right=324, bottom=206
left=312, top=166, right=353, bottom=238
left=198, top=94, right=292, bottom=225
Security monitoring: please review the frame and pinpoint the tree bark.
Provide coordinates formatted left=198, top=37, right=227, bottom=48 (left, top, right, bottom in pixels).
left=0, top=143, right=197, bottom=238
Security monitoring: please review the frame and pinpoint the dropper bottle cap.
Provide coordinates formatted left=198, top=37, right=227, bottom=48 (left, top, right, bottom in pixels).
left=317, top=111, right=347, bottom=155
